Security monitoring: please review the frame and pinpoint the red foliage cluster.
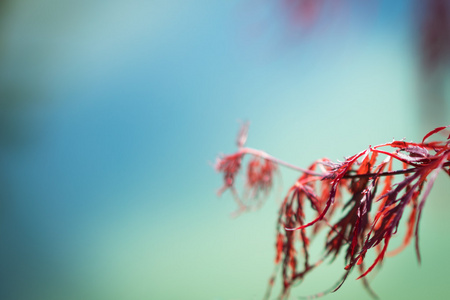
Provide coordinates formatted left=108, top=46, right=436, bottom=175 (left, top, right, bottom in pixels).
left=420, top=0, right=450, bottom=72
left=215, top=125, right=450, bottom=298
left=281, top=0, right=325, bottom=29
left=215, top=123, right=278, bottom=216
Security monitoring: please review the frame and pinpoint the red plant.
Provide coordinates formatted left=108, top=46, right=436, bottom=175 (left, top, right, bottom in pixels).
left=215, top=124, right=450, bottom=299
left=215, top=122, right=279, bottom=217
left=420, top=0, right=450, bottom=72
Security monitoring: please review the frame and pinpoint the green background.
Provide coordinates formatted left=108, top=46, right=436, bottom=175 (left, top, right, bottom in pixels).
left=0, top=1, right=449, bottom=299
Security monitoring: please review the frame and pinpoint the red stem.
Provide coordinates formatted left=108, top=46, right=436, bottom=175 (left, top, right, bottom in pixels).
left=241, top=147, right=450, bottom=179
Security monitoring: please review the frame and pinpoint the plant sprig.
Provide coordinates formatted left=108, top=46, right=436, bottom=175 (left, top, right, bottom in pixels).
left=215, top=124, right=450, bottom=299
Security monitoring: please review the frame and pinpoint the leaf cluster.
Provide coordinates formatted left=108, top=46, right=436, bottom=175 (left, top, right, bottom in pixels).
left=215, top=125, right=450, bottom=298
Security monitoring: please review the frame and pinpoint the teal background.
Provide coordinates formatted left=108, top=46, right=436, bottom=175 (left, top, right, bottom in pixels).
left=0, top=1, right=449, bottom=299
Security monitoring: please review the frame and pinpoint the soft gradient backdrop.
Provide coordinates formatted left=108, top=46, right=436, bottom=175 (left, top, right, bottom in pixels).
left=0, top=1, right=449, bottom=299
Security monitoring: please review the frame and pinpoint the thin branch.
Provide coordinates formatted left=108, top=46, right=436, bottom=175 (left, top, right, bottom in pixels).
left=241, top=147, right=450, bottom=180
left=344, top=161, right=450, bottom=179
left=240, top=147, right=321, bottom=176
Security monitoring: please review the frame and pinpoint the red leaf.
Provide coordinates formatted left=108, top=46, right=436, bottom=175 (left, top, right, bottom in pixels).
left=422, top=126, right=448, bottom=143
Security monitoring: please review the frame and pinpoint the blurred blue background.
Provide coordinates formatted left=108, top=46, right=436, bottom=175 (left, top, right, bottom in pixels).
left=0, top=1, right=449, bottom=299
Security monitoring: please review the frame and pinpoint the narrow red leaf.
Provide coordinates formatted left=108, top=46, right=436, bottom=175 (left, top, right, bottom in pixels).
left=422, top=126, right=448, bottom=143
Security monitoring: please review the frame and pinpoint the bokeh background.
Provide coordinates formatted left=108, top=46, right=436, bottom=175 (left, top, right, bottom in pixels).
left=0, top=1, right=449, bottom=299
